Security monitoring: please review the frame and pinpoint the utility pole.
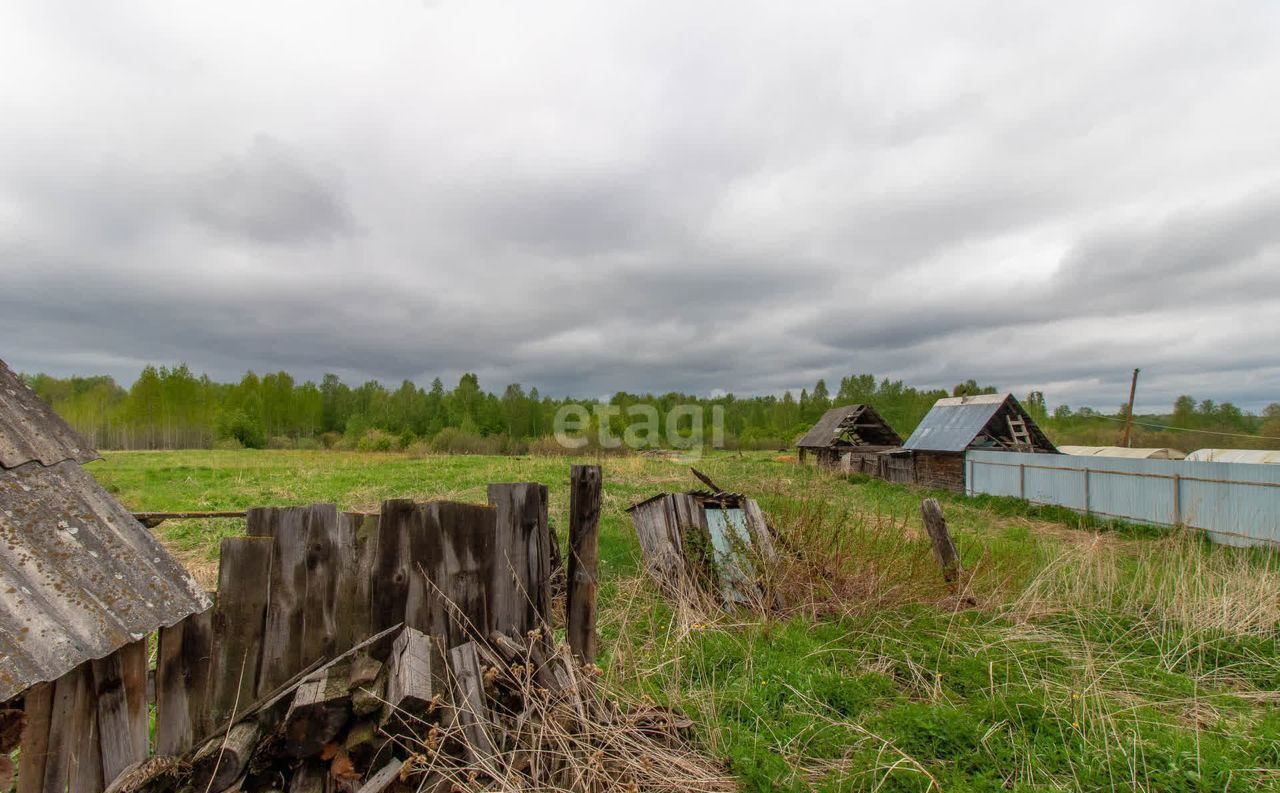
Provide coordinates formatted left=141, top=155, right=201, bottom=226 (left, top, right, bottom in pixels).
left=1121, top=368, right=1140, bottom=447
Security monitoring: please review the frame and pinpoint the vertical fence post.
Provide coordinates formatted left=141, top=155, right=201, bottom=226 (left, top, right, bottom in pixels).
left=1172, top=474, right=1182, bottom=526
left=1018, top=464, right=1026, bottom=500
left=1082, top=468, right=1090, bottom=516
left=567, top=465, right=602, bottom=665
left=966, top=457, right=974, bottom=496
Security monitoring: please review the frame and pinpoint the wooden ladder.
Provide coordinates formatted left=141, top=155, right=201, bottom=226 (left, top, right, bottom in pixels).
left=1006, top=415, right=1033, bottom=449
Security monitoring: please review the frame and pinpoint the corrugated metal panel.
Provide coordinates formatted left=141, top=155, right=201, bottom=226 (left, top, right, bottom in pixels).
left=902, top=397, right=1006, bottom=452
left=0, top=460, right=211, bottom=701
left=1185, top=449, right=1280, bottom=465
left=1059, top=446, right=1186, bottom=460
left=0, top=360, right=99, bottom=469
left=796, top=405, right=902, bottom=449
left=903, top=393, right=1055, bottom=453
left=966, top=449, right=1280, bottom=548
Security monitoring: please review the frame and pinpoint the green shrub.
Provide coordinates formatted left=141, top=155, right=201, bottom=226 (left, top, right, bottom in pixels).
left=356, top=429, right=395, bottom=452
left=266, top=435, right=296, bottom=450
left=318, top=431, right=342, bottom=449
left=430, top=427, right=504, bottom=455
left=295, top=436, right=321, bottom=450
left=214, top=409, right=265, bottom=448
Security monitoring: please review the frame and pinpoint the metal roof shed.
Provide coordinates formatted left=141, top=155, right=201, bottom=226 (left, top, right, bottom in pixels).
left=902, top=393, right=1057, bottom=454
left=0, top=359, right=209, bottom=702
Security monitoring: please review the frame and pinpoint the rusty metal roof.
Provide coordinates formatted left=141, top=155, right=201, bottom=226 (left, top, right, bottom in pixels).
left=0, top=357, right=210, bottom=701
left=0, top=360, right=99, bottom=469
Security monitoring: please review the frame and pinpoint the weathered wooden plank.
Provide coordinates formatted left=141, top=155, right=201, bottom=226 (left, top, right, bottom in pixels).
left=260, top=506, right=339, bottom=695
left=209, top=536, right=273, bottom=729
left=370, top=500, right=416, bottom=635
left=920, top=498, right=962, bottom=583
left=70, top=671, right=104, bottom=793
left=43, top=663, right=100, bottom=793
left=487, top=483, right=551, bottom=642
left=424, top=502, right=496, bottom=650
left=628, top=496, right=685, bottom=590
left=91, top=640, right=149, bottom=784
left=300, top=505, right=348, bottom=668
left=447, top=642, right=495, bottom=763
left=381, top=501, right=496, bottom=649
left=348, top=653, right=384, bottom=718
left=383, top=627, right=436, bottom=721
left=355, top=760, right=403, bottom=793
left=742, top=498, right=786, bottom=609
left=282, top=664, right=352, bottom=758
left=17, top=682, right=52, bottom=793
left=336, top=512, right=379, bottom=652
left=155, top=609, right=214, bottom=755
left=567, top=465, right=602, bottom=665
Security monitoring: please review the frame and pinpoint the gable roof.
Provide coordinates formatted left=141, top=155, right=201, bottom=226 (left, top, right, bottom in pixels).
left=902, top=393, right=1056, bottom=454
left=796, top=405, right=903, bottom=449
left=0, top=359, right=210, bottom=701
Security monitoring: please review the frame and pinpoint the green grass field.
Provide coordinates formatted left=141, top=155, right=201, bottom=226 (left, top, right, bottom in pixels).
left=89, top=450, right=1280, bottom=792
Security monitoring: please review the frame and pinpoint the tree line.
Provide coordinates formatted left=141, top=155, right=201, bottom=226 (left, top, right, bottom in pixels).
left=21, top=365, right=1280, bottom=453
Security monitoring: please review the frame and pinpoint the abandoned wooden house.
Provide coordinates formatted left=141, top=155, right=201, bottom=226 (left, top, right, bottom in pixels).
left=900, top=393, right=1057, bottom=491
left=795, top=404, right=904, bottom=474
left=0, top=357, right=211, bottom=788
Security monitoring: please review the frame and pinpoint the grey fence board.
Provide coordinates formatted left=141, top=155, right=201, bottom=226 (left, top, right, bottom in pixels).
left=966, top=450, right=1280, bottom=547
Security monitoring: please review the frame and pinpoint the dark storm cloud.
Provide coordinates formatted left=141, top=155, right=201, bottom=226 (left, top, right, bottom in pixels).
left=1, top=0, right=1279, bottom=411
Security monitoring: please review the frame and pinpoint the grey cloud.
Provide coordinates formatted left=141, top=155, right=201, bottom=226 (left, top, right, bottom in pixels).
left=1, top=0, right=1279, bottom=411
left=180, top=136, right=354, bottom=245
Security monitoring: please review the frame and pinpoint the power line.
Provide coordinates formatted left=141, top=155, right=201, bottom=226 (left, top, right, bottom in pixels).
left=1083, top=413, right=1280, bottom=441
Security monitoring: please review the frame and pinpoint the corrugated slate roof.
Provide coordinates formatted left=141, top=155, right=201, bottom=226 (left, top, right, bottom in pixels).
left=0, top=361, right=99, bottom=469
left=902, top=393, right=1056, bottom=453
left=796, top=405, right=903, bottom=449
left=0, top=357, right=210, bottom=701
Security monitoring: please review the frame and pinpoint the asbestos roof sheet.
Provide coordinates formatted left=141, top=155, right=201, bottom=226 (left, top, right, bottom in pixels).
left=0, top=360, right=99, bottom=470
left=0, top=459, right=211, bottom=700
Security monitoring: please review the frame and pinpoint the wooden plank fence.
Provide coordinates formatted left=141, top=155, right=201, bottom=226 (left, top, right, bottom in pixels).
left=6, top=476, right=587, bottom=793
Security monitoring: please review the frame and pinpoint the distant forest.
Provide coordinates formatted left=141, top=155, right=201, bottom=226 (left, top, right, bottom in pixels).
left=22, top=365, right=1280, bottom=453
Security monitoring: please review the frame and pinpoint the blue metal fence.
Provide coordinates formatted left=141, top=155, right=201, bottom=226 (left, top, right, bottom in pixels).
left=965, top=450, right=1280, bottom=547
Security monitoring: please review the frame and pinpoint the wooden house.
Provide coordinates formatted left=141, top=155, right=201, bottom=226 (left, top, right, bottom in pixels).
left=796, top=405, right=904, bottom=474
left=1, top=357, right=210, bottom=791
left=901, top=393, right=1057, bottom=491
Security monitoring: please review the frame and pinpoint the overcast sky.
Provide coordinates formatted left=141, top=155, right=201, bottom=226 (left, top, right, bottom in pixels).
left=2, top=1, right=1278, bottom=411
